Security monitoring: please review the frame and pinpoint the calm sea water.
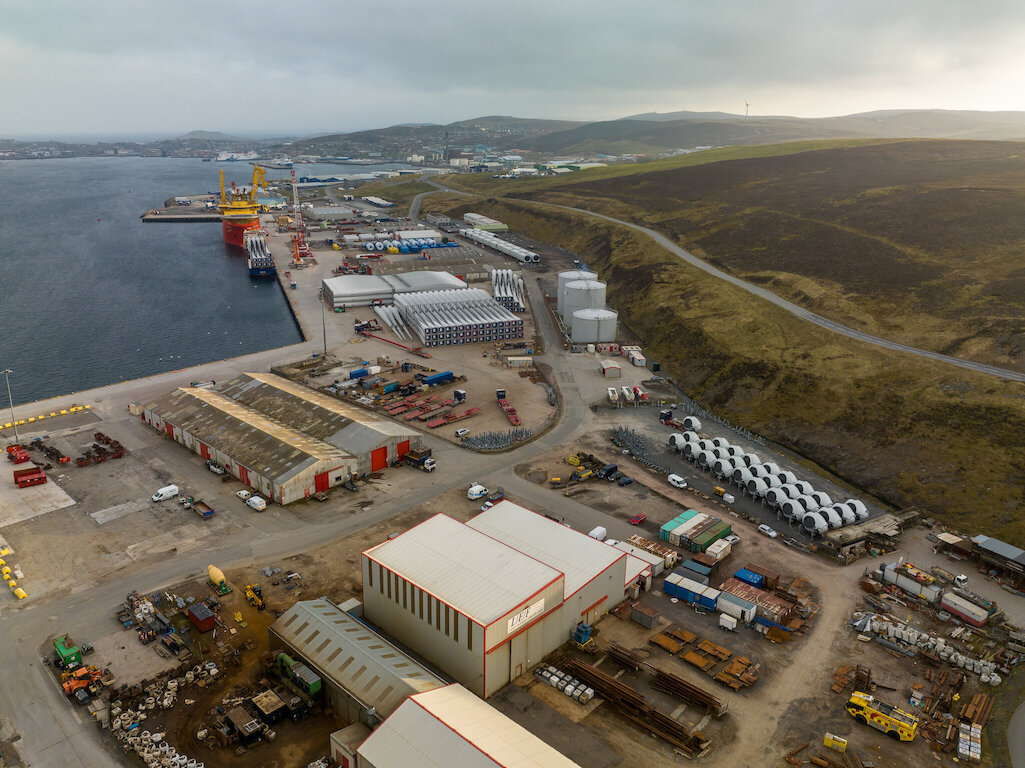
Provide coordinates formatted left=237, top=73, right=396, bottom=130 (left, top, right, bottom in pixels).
left=0, top=157, right=406, bottom=406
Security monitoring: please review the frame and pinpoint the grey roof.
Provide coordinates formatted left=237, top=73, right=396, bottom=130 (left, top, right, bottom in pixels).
left=143, top=388, right=350, bottom=484
left=972, top=534, right=1025, bottom=563
left=467, top=501, right=625, bottom=597
left=364, top=514, right=563, bottom=625
left=219, top=373, right=414, bottom=455
left=271, top=599, right=445, bottom=717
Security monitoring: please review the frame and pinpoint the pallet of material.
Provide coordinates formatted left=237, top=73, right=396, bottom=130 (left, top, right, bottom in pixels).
left=649, top=633, right=685, bottom=655
left=697, top=640, right=732, bottom=661
left=714, top=656, right=759, bottom=689
left=959, top=693, right=995, bottom=727
left=650, top=669, right=728, bottom=717
left=665, top=626, right=697, bottom=646
left=683, top=650, right=716, bottom=672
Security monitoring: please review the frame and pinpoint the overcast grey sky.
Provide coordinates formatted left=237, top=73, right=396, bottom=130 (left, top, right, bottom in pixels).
left=4, top=0, right=1025, bottom=138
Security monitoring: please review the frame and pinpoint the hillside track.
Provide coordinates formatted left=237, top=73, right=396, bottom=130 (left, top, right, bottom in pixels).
left=420, top=179, right=1025, bottom=384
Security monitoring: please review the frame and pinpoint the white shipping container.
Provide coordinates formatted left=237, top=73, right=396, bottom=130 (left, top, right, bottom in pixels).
left=705, top=538, right=732, bottom=561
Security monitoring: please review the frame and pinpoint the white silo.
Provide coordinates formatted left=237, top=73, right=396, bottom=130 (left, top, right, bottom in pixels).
left=557, top=270, right=598, bottom=314
left=570, top=308, right=618, bottom=343
left=562, top=280, right=606, bottom=331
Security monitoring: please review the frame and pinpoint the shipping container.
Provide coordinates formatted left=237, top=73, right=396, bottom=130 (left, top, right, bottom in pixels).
left=689, top=520, right=732, bottom=553
left=360, top=376, right=383, bottom=391
left=734, top=568, right=764, bottom=589
left=743, top=563, right=780, bottom=591
left=717, top=592, right=757, bottom=623
left=631, top=603, right=660, bottom=629
left=719, top=577, right=794, bottom=625
left=681, top=560, right=711, bottom=577
left=660, top=519, right=684, bottom=541
left=698, top=586, right=721, bottom=611
left=940, top=593, right=988, bottom=627
left=349, top=369, right=368, bottom=380
left=663, top=573, right=683, bottom=598
left=705, top=538, right=732, bottom=561
left=422, top=371, right=455, bottom=386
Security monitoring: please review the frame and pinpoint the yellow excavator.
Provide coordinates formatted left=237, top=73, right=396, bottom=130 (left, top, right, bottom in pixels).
left=245, top=584, right=265, bottom=611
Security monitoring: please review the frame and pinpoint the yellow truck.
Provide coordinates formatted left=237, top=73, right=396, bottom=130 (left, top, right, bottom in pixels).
left=845, top=692, right=918, bottom=741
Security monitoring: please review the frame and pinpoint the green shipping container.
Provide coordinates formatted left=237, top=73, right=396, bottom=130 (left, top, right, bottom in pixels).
left=675, top=509, right=698, bottom=523
left=690, top=520, right=732, bottom=553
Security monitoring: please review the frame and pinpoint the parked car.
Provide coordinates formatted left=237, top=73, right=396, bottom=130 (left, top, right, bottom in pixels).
left=757, top=524, right=778, bottom=539
left=667, top=474, right=688, bottom=489
left=596, top=464, right=618, bottom=480
left=206, top=460, right=226, bottom=476
left=467, top=484, right=488, bottom=500
left=607, top=470, right=623, bottom=483
left=455, top=428, right=470, bottom=438
left=617, top=475, right=634, bottom=486
left=480, top=501, right=494, bottom=512
left=724, top=534, right=741, bottom=546
left=236, top=490, right=252, bottom=501
left=629, top=513, right=646, bottom=526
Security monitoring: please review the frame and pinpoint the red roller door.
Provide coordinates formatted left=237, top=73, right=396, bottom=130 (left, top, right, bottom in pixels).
left=370, top=447, right=388, bottom=472
left=238, top=466, right=249, bottom=485
left=199, top=444, right=210, bottom=460
left=315, top=472, right=329, bottom=493
left=396, top=440, right=410, bottom=458
left=165, top=423, right=174, bottom=437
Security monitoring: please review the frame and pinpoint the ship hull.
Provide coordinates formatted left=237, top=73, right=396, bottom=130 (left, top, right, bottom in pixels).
left=222, top=217, right=260, bottom=248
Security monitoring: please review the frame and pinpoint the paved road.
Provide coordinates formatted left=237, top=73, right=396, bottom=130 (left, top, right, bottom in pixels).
left=419, top=179, right=1025, bottom=383
left=1011, top=701, right=1025, bottom=768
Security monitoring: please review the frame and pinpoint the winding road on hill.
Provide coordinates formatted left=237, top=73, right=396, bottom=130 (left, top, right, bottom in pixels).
left=414, top=182, right=1025, bottom=384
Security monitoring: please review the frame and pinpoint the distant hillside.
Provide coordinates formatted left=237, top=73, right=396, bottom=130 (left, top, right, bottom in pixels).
left=448, top=115, right=585, bottom=132
left=175, top=130, right=249, bottom=142
left=525, top=109, right=1025, bottom=154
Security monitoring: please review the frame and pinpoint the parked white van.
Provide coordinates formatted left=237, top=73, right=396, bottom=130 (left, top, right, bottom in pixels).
left=152, top=485, right=179, bottom=502
left=247, top=496, right=267, bottom=512
left=667, top=474, right=688, bottom=489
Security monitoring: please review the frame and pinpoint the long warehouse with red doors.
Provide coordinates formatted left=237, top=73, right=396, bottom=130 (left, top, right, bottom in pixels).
left=141, top=372, right=420, bottom=504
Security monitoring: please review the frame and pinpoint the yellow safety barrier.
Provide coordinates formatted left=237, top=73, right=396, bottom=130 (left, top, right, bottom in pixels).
left=2, top=404, right=89, bottom=429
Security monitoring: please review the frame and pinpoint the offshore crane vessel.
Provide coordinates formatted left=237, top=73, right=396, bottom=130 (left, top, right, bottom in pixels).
left=218, top=165, right=265, bottom=247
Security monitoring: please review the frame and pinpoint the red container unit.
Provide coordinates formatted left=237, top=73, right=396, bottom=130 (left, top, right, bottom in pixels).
left=6, top=446, right=30, bottom=464
left=13, top=467, right=47, bottom=488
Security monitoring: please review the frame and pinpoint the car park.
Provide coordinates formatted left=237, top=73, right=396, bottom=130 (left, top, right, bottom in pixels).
left=757, top=524, right=778, bottom=538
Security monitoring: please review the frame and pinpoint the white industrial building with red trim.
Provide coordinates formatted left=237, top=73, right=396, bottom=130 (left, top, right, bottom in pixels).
left=361, top=501, right=645, bottom=698
left=141, top=372, right=420, bottom=504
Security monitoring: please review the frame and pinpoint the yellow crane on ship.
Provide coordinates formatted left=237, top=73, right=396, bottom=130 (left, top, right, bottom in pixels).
left=219, top=165, right=266, bottom=215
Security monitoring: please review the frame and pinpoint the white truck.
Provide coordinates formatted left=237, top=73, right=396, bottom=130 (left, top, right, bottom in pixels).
left=467, top=484, right=489, bottom=500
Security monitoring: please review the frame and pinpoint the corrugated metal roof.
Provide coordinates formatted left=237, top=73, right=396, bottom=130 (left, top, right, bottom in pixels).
left=357, top=683, right=582, bottom=768
left=623, top=554, right=651, bottom=587
left=972, top=534, right=1025, bottom=562
left=270, top=599, right=445, bottom=717
left=220, top=373, right=414, bottom=455
left=364, top=514, right=563, bottom=625
left=611, top=541, right=663, bottom=568
left=143, top=388, right=351, bottom=484
left=467, top=501, right=625, bottom=597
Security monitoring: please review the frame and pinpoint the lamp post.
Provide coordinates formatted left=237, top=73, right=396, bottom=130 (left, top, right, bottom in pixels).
left=321, top=293, right=328, bottom=358
left=2, top=369, right=17, bottom=443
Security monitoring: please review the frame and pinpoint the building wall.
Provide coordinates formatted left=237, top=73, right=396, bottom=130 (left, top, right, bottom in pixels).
left=362, top=557, right=487, bottom=696
left=562, top=559, right=624, bottom=633
left=483, top=608, right=564, bottom=698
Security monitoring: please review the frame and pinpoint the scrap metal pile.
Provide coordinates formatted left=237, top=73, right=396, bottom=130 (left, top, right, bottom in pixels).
left=75, top=431, right=126, bottom=467
left=564, top=658, right=713, bottom=757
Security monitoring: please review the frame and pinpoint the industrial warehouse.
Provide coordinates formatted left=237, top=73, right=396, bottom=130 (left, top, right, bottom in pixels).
left=361, top=502, right=643, bottom=698
left=141, top=372, right=420, bottom=503
left=321, top=270, right=467, bottom=309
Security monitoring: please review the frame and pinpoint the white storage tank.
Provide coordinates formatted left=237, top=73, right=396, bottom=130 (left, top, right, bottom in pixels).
left=562, top=280, right=607, bottom=330
left=571, top=308, right=618, bottom=343
left=557, top=270, right=598, bottom=314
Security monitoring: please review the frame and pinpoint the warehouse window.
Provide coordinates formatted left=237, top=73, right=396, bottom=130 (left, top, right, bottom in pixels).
left=427, top=596, right=432, bottom=625
left=454, top=612, right=459, bottom=642
left=402, top=579, right=407, bottom=609
left=445, top=605, right=450, bottom=636
left=386, top=569, right=392, bottom=599
left=436, top=600, right=442, bottom=631
left=419, top=589, right=424, bottom=619
left=467, top=623, right=472, bottom=651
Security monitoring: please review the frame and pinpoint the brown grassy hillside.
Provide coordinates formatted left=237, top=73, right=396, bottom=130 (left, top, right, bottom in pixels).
left=433, top=193, right=1025, bottom=545
left=474, top=140, right=1025, bottom=370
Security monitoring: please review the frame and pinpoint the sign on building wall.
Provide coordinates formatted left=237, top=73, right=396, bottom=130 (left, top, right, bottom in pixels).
left=507, top=599, right=545, bottom=634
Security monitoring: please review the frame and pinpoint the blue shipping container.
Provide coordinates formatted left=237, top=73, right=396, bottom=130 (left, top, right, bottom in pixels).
left=663, top=580, right=678, bottom=598
left=381, top=381, right=399, bottom=394
left=681, top=569, right=709, bottom=587
left=754, top=615, right=792, bottom=632
left=696, top=593, right=717, bottom=611
left=423, top=371, right=454, bottom=386
left=734, top=568, right=764, bottom=588
left=682, top=560, right=711, bottom=577
left=349, top=369, right=368, bottom=380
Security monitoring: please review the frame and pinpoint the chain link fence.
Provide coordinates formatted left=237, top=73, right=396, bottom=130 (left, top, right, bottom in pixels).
left=610, top=426, right=672, bottom=475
